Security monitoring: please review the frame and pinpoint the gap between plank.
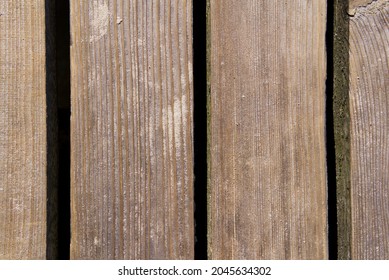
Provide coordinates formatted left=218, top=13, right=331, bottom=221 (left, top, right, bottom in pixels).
left=193, top=0, right=208, bottom=260
left=46, top=0, right=59, bottom=260
left=325, top=0, right=339, bottom=260
left=55, top=0, right=71, bottom=260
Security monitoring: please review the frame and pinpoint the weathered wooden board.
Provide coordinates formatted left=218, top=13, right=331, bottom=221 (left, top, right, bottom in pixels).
left=348, top=0, right=389, bottom=259
left=70, top=0, right=194, bottom=259
left=208, top=0, right=328, bottom=259
left=0, top=0, right=48, bottom=259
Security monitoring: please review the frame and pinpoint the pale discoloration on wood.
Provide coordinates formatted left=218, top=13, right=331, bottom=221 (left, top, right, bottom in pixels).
left=0, top=0, right=47, bottom=259
left=89, top=1, right=109, bottom=42
left=208, top=0, right=328, bottom=259
left=70, top=0, right=194, bottom=259
left=349, top=2, right=389, bottom=259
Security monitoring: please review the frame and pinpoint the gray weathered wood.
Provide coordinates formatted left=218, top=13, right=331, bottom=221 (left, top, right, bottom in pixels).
left=70, top=0, right=194, bottom=259
left=208, top=0, right=328, bottom=259
left=349, top=0, right=389, bottom=259
left=0, top=0, right=48, bottom=259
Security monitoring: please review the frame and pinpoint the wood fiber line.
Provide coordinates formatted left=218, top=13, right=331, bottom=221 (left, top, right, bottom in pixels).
left=0, top=0, right=47, bottom=259
left=349, top=0, right=389, bottom=259
left=208, top=0, right=328, bottom=259
left=70, top=0, right=194, bottom=259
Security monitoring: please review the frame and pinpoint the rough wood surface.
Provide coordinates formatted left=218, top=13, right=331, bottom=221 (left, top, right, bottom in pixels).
left=349, top=0, right=389, bottom=259
left=0, top=0, right=47, bottom=259
left=348, top=0, right=383, bottom=15
left=208, top=0, right=328, bottom=259
left=70, top=0, right=194, bottom=259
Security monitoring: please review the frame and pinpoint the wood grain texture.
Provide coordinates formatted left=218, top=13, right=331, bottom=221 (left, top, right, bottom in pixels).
left=349, top=0, right=382, bottom=15
left=208, top=0, right=328, bottom=259
left=349, top=0, right=389, bottom=259
left=0, top=0, right=47, bottom=259
left=70, top=0, right=194, bottom=259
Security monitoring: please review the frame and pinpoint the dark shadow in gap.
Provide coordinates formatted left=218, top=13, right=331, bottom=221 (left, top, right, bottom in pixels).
left=331, top=0, right=351, bottom=260
left=46, top=0, right=59, bottom=260
left=326, top=0, right=338, bottom=260
left=56, top=0, right=71, bottom=260
left=193, top=0, right=208, bottom=260
left=327, top=0, right=352, bottom=260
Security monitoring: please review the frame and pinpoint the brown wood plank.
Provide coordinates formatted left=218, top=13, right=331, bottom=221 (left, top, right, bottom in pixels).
left=348, top=0, right=389, bottom=259
left=0, top=0, right=48, bottom=259
left=70, top=0, right=194, bottom=259
left=208, top=0, right=328, bottom=259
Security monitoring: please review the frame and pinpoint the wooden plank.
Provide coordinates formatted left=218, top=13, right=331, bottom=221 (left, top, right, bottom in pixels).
left=208, top=0, right=328, bottom=259
left=70, top=0, right=194, bottom=259
left=0, top=0, right=48, bottom=259
left=348, top=0, right=389, bottom=259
